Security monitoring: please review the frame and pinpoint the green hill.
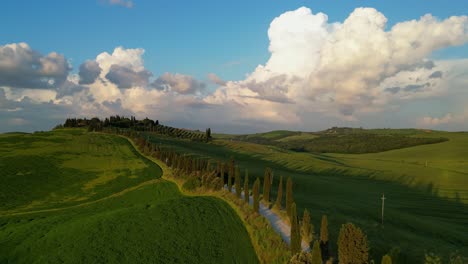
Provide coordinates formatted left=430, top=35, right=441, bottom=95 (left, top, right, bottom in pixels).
left=144, top=129, right=468, bottom=263
left=0, top=129, right=258, bottom=263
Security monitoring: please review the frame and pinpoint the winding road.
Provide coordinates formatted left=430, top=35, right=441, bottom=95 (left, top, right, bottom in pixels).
left=226, top=186, right=311, bottom=252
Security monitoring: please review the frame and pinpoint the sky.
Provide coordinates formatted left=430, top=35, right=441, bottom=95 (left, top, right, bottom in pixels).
left=0, top=0, right=467, bottom=133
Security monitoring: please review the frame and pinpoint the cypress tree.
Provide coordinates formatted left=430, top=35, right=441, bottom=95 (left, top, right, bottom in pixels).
left=235, top=166, right=241, bottom=198
left=337, top=223, right=369, bottom=264
left=286, top=176, right=294, bottom=219
left=228, top=157, right=234, bottom=192
left=253, top=177, right=260, bottom=213
left=243, top=169, right=249, bottom=203
left=274, top=175, right=283, bottom=209
left=381, top=255, right=392, bottom=264
left=220, top=163, right=225, bottom=184
left=320, top=215, right=330, bottom=262
left=262, top=167, right=272, bottom=204
left=290, top=202, right=301, bottom=255
left=301, top=208, right=314, bottom=246
left=311, top=240, right=322, bottom=264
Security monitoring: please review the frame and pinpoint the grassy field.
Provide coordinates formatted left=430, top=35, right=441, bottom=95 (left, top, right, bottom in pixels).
left=0, top=129, right=258, bottom=263
left=145, top=130, right=468, bottom=263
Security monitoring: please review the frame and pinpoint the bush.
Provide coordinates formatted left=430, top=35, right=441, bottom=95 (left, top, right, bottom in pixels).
left=182, top=177, right=201, bottom=191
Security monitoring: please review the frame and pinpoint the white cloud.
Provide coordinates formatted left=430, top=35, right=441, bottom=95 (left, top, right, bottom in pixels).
left=207, top=73, right=226, bottom=86
left=207, top=7, right=468, bottom=122
left=153, top=73, right=206, bottom=94
left=106, top=0, right=133, bottom=8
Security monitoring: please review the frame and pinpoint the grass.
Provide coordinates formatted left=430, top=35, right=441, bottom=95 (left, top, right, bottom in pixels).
left=0, top=129, right=258, bottom=263
left=144, top=131, right=468, bottom=263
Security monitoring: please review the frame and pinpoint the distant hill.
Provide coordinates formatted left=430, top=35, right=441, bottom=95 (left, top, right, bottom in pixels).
left=224, top=127, right=448, bottom=154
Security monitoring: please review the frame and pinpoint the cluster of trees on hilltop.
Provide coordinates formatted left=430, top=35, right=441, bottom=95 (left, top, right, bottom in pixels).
left=61, top=116, right=212, bottom=142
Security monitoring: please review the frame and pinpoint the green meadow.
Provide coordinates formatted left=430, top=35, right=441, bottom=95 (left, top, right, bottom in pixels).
left=147, top=130, right=468, bottom=263
left=0, top=129, right=258, bottom=263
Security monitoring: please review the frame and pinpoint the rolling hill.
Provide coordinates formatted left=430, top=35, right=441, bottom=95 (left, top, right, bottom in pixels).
left=147, top=128, right=468, bottom=263
left=0, top=129, right=258, bottom=263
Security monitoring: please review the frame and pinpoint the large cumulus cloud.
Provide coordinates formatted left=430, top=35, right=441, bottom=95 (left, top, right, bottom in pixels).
left=206, top=7, right=468, bottom=124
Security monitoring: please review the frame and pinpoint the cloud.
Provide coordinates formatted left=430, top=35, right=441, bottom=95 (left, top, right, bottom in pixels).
left=0, top=43, right=71, bottom=89
left=79, top=60, right=102, bottom=85
left=421, top=113, right=453, bottom=126
left=106, top=0, right=133, bottom=8
left=206, top=7, right=468, bottom=122
left=429, top=71, right=443, bottom=79
left=105, top=64, right=152, bottom=88
left=2, top=5, right=468, bottom=133
left=153, top=73, right=206, bottom=94
left=207, top=73, right=226, bottom=86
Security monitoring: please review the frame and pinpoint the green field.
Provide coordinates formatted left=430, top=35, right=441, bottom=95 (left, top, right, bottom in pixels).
left=0, top=130, right=258, bottom=263
left=145, top=130, right=468, bottom=263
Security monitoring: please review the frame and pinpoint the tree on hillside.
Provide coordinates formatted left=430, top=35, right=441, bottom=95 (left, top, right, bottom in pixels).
left=320, top=215, right=330, bottom=262
left=253, top=177, right=260, bottom=213
left=244, top=169, right=249, bottom=203
left=338, top=223, right=369, bottom=264
left=301, top=209, right=314, bottom=247
left=311, top=241, right=322, bottom=264
left=220, top=163, right=225, bottom=184
left=290, top=202, right=302, bottom=255
left=274, top=175, right=283, bottom=209
left=235, top=165, right=241, bottom=198
left=381, top=255, right=392, bottom=264
left=228, top=157, right=234, bottom=192
left=262, top=167, right=272, bottom=204
left=286, top=177, right=294, bottom=219
left=205, top=128, right=211, bottom=142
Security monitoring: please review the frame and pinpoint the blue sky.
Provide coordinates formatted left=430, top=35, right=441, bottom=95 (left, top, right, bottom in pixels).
left=0, top=0, right=467, bottom=133
left=2, top=0, right=466, bottom=81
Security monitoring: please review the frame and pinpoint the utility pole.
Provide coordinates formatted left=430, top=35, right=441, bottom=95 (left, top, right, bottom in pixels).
left=381, top=193, right=386, bottom=225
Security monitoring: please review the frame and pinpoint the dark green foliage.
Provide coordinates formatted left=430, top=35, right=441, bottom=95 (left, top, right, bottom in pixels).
left=381, top=254, right=392, bottom=264
left=228, top=157, right=234, bottom=192
left=253, top=177, right=260, bottom=213
left=244, top=169, right=249, bottom=203
left=63, top=116, right=207, bottom=142
left=274, top=175, right=283, bottom=209
left=235, top=166, right=242, bottom=198
left=290, top=202, right=301, bottom=255
left=286, top=176, right=293, bottom=219
left=424, top=253, right=442, bottom=264
left=301, top=209, right=314, bottom=246
left=183, top=177, right=202, bottom=191
left=205, top=128, right=212, bottom=142
left=311, top=241, right=322, bottom=264
left=320, top=215, right=329, bottom=262
left=338, top=223, right=369, bottom=264
left=289, top=251, right=313, bottom=264
left=262, top=167, right=272, bottom=203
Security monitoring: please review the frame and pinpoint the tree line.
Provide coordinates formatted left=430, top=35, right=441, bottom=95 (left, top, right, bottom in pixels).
left=60, top=116, right=212, bottom=142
